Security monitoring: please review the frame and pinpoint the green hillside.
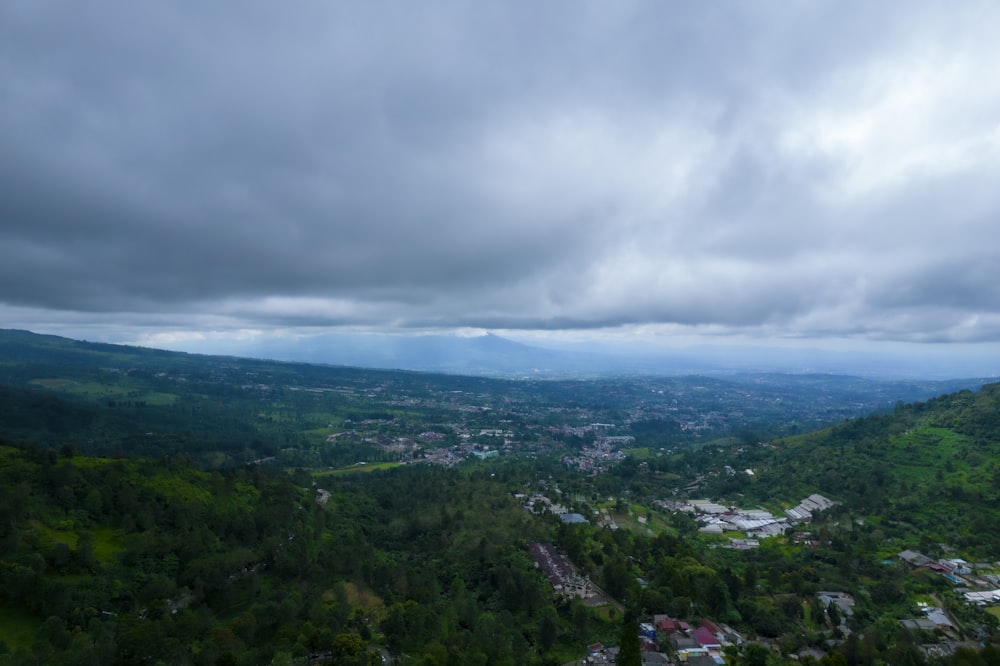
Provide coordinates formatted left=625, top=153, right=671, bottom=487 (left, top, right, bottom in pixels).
left=3, top=330, right=1000, bottom=665
left=738, top=384, right=1000, bottom=556
left=0, top=328, right=991, bottom=469
left=0, top=443, right=579, bottom=665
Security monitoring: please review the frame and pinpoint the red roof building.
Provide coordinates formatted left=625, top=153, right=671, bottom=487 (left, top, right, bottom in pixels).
left=693, top=627, right=721, bottom=649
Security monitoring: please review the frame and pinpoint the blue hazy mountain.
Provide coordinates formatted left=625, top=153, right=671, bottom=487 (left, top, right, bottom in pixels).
left=196, top=332, right=585, bottom=377
left=171, top=331, right=1000, bottom=380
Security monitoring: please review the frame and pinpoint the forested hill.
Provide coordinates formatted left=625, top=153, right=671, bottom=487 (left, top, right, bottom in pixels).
left=3, top=329, right=1000, bottom=664
left=0, top=443, right=565, bottom=665
left=701, top=382, right=1000, bottom=557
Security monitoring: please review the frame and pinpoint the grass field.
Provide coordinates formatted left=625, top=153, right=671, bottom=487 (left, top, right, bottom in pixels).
left=92, top=527, right=124, bottom=563
left=0, top=604, right=37, bottom=649
left=28, top=378, right=177, bottom=405
left=623, top=447, right=651, bottom=459
left=315, top=462, right=402, bottom=477
left=600, top=502, right=677, bottom=537
left=27, top=522, right=123, bottom=565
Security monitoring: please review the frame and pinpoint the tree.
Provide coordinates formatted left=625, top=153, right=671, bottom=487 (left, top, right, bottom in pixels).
left=742, top=643, right=770, bottom=666
left=381, top=602, right=413, bottom=657
left=538, top=605, right=559, bottom=654
left=827, top=601, right=841, bottom=627
left=618, top=619, right=641, bottom=666
left=75, top=531, right=96, bottom=570
left=332, top=632, right=365, bottom=663
left=884, top=629, right=925, bottom=666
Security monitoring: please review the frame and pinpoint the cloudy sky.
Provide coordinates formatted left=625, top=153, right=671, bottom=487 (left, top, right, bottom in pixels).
left=3, top=1, right=1000, bottom=361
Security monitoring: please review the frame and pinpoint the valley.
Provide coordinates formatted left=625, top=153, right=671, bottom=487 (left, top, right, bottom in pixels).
left=1, top=330, right=999, bottom=666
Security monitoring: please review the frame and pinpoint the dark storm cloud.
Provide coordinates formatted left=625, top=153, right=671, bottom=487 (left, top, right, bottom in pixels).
left=2, top=1, right=1000, bottom=345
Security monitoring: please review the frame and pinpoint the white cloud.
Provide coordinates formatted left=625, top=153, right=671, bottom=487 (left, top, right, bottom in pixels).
left=1, top=1, right=1000, bottom=358
left=780, top=43, right=1000, bottom=202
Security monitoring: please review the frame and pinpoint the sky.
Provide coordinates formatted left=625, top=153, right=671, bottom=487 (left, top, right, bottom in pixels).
left=3, top=1, right=1000, bottom=367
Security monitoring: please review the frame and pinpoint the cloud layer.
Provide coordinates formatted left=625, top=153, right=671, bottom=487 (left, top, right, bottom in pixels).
left=3, top=2, right=1000, bottom=345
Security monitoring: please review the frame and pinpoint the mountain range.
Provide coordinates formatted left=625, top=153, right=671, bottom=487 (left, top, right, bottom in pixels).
left=153, top=330, right=1000, bottom=380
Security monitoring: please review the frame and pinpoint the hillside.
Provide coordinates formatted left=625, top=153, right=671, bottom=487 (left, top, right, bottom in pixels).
left=0, top=443, right=567, bottom=664
left=3, top=330, right=1000, bottom=664
left=0, top=329, right=990, bottom=468
left=760, top=384, right=1000, bottom=555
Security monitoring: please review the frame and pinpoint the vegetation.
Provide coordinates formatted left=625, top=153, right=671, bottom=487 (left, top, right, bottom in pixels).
left=0, top=443, right=592, bottom=664
left=0, top=329, right=986, bottom=469
left=1, top=329, right=1000, bottom=665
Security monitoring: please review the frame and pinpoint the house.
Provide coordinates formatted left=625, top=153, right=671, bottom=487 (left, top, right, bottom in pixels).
left=700, top=619, right=723, bottom=635
left=900, top=618, right=937, bottom=631
left=693, top=627, right=721, bottom=649
left=688, top=500, right=729, bottom=514
left=964, top=589, right=1000, bottom=605
left=700, top=619, right=726, bottom=644
left=584, top=645, right=619, bottom=666
left=945, top=559, right=972, bottom=575
left=720, top=623, right=745, bottom=646
left=529, top=542, right=595, bottom=599
left=785, top=494, right=835, bottom=521
left=686, top=654, right=720, bottom=666
left=671, top=634, right=701, bottom=653
left=656, top=618, right=680, bottom=635
left=799, top=648, right=827, bottom=661
left=899, top=550, right=934, bottom=567
left=923, top=607, right=954, bottom=629
left=817, top=591, right=855, bottom=618
left=728, top=538, right=760, bottom=550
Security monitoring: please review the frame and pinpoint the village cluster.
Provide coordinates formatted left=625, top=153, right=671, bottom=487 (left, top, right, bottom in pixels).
left=651, top=494, right=836, bottom=547
left=578, top=615, right=745, bottom=666
left=899, top=549, right=1000, bottom=608
left=522, top=490, right=1000, bottom=664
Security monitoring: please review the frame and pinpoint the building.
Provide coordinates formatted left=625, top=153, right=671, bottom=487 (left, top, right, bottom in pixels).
left=964, top=589, right=1000, bottom=605
left=899, top=550, right=934, bottom=567
left=693, top=627, right=721, bottom=650
left=817, top=591, right=855, bottom=618
left=785, top=494, right=835, bottom=521
left=529, top=542, right=595, bottom=599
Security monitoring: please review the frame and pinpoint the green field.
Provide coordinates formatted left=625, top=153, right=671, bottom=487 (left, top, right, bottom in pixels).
left=29, top=377, right=177, bottom=405
left=27, top=522, right=124, bottom=565
left=599, top=502, right=678, bottom=537
left=91, top=527, right=125, bottom=563
left=315, top=461, right=402, bottom=476
left=623, top=447, right=651, bottom=459
left=0, top=604, right=38, bottom=649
